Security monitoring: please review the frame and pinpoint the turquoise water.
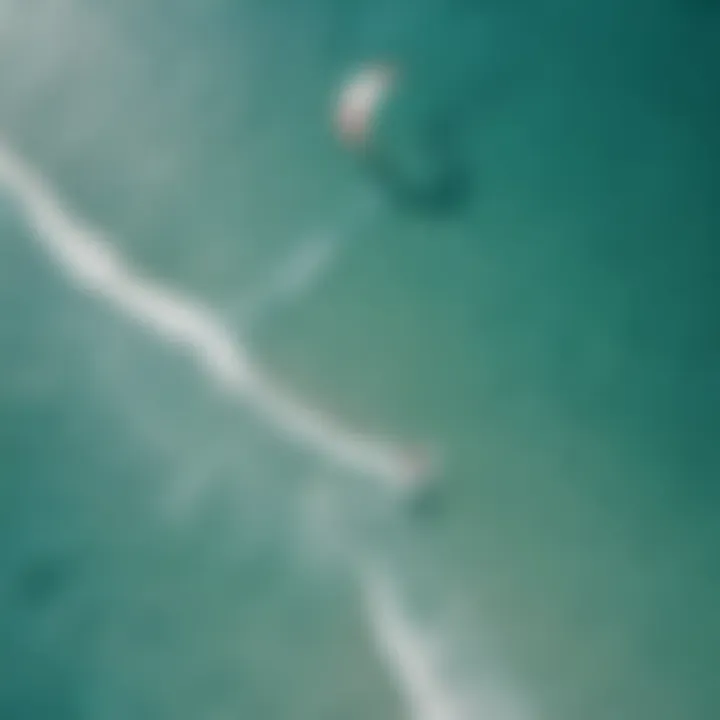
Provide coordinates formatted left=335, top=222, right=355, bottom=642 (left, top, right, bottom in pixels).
left=1, top=1, right=719, bottom=718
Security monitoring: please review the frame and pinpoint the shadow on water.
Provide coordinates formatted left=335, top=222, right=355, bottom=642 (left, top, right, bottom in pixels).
left=405, top=480, right=449, bottom=521
left=357, top=112, right=476, bottom=218
left=12, top=555, right=76, bottom=611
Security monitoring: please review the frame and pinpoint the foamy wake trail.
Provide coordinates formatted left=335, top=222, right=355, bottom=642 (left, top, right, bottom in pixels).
left=243, top=193, right=380, bottom=328
left=360, top=563, right=470, bottom=720
left=254, top=231, right=338, bottom=312
left=0, top=141, right=530, bottom=720
left=0, top=141, right=424, bottom=490
left=361, top=563, right=533, bottom=720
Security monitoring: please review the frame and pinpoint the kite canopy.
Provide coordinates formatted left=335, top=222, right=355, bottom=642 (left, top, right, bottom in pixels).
left=334, top=64, right=397, bottom=148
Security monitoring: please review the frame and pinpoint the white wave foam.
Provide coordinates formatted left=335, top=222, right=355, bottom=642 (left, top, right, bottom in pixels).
left=0, top=140, right=430, bottom=491
left=240, top=229, right=338, bottom=333
left=265, top=231, right=337, bottom=301
left=0, top=140, right=533, bottom=720
left=242, top=192, right=382, bottom=328
left=361, top=563, right=531, bottom=720
left=361, top=563, right=468, bottom=720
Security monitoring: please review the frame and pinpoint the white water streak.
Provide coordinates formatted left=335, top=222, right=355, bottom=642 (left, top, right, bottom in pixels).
left=261, top=231, right=337, bottom=304
left=242, top=191, right=381, bottom=328
left=361, top=564, right=469, bottom=720
left=0, top=141, right=423, bottom=490
left=0, top=140, right=493, bottom=720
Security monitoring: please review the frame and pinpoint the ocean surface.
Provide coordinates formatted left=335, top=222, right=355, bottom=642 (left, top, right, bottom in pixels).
left=1, top=1, right=719, bottom=718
